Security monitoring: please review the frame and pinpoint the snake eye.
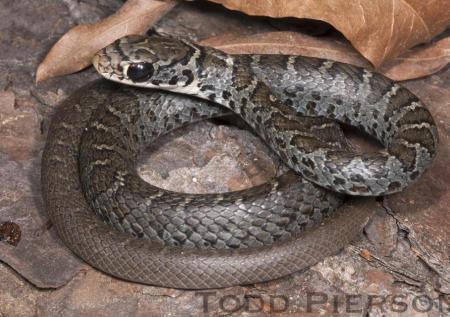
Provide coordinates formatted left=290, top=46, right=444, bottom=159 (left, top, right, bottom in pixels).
left=127, top=63, right=154, bottom=82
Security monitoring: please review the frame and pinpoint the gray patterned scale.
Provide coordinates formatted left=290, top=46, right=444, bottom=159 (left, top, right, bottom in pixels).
left=93, top=34, right=438, bottom=195
left=79, top=84, right=344, bottom=249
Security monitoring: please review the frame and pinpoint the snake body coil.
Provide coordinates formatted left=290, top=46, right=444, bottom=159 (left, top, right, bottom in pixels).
left=93, top=34, right=438, bottom=196
left=79, top=87, right=346, bottom=249
left=41, top=34, right=438, bottom=289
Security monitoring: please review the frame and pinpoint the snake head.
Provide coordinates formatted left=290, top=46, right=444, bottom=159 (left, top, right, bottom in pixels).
left=93, top=34, right=200, bottom=91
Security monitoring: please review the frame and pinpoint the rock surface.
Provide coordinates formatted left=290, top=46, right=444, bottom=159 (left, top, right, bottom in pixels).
left=0, top=1, right=448, bottom=316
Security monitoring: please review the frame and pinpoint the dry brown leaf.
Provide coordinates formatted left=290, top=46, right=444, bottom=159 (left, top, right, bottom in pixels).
left=36, top=0, right=176, bottom=83
left=200, top=32, right=371, bottom=67
left=379, top=36, right=450, bottom=81
left=207, top=0, right=450, bottom=67
left=200, top=31, right=450, bottom=81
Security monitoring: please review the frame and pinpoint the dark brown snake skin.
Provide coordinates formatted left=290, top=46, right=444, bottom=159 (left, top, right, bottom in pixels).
left=41, top=33, right=438, bottom=289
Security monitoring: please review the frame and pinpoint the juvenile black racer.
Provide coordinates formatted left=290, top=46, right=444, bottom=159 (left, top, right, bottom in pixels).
left=41, top=33, right=438, bottom=289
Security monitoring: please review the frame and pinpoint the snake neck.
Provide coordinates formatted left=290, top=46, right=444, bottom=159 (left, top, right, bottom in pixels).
left=194, top=50, right=339, bottom=142
left=191, top=50, right=313, bottom=145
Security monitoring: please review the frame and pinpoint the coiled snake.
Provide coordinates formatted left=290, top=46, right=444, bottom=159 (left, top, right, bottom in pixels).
left=41, top=33, right=438, bottom=289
